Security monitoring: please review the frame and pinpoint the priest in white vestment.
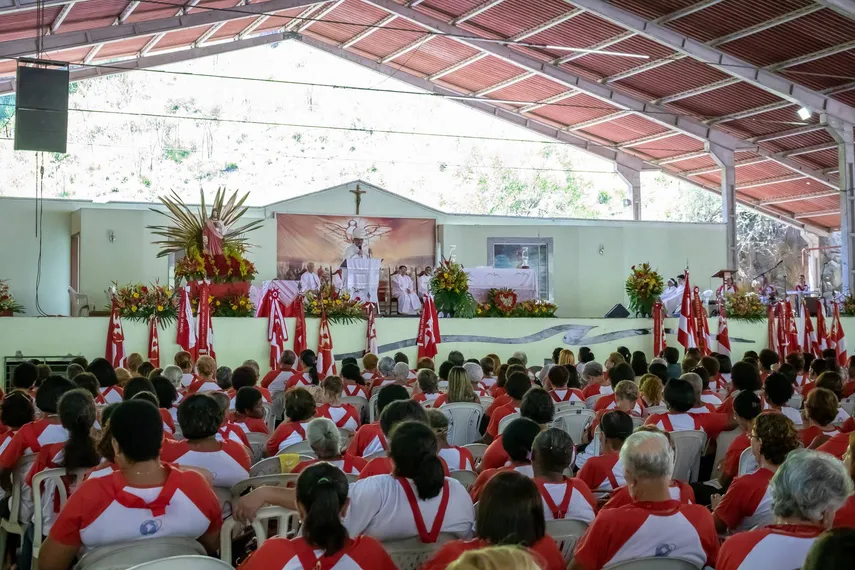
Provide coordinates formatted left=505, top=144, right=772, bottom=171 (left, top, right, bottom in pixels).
left=331, top=269, right=345, bottom=292
left=392, top=266, right=421, bottom=315
left=300, top=262, right=321, bottom=293
left=418, top=266, right=433, bottom=297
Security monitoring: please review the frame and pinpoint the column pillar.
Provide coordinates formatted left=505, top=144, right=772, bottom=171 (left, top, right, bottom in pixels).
left=616, top=164, right=642, bottom=220
left=827, top=117, right=855, bottom=293
left=800, top=231, right=822, bottom=291
left=709, top=144, right=738, bottom=271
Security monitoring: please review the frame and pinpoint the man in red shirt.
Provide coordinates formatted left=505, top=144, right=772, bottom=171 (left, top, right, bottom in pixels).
left=580, top=362, right=609, bottom=400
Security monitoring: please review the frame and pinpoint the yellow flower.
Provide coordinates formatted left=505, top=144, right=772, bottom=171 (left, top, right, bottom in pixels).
left=133, top=293, right=140, bottom=299
left=216, top=300, right=221, bottom=306
left=335, top=300, right=342, bottom=305
left=156, top=305, right=163, bottom=311
left=131, top=305, right=137, bottom=312
left=231, top=305, right=238, bottom=310
left=208, top=296, right=214, bottom=303
left=239, top=299, right=246, bottom=306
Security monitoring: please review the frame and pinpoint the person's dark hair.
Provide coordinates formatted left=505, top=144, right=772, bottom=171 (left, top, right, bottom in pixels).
left=802, top=528, right=855, bottom=570
left=803, top=352, right=815, bottom=374
left=36, top=364, right=52, bottom=386
left=151, top=375, right=178, bottom=409
left=758, top=349, right=780, bottom=371
left=700, top=356, right=720, bottom=380
left=58, top=389, right=99, bottom=470
left=123, top=376, right=156, bottom=401
left=822, top=348, right=837, bottom=359
left=507, top=357, right=524, bottom=367
left=236, top=387, right=263, bottom=415
left=601, top=410, right=634, bottom=442
left=662, top=346, right=680, bottom=365
left=476, top=471, right=545, bottom=548
left=12, top=362, right=38, bottom=390
left=564, top=365, right=581, bottom=389
left=743, top=350, right=759, bottom=360
left=753, top=412, right=800, bottom=465
left=340, top=363, right=364, bottom=385
left=617, top=346, right=631, bottom=362
left=379, top=400, right=428, bottom=436
left=547, top=365, right=569, bottom=388
left=390, top=421, right=444, bottom=500
left=691, top=366, right=710, bottom=390
left=811, top=357, right=829, bottom=378
left=1, top=391, right=34, bottom=429
left=300, top=350, right=320, bottom=385
left=764, top=372, right=795, bottom=407
left=177, top=394, right=223, bottom=439
left=479, top=357, right=495, bottom=377
left=520, top=388, right=554, bottom=424
left=393, top=352, right=409, bottom=365
left=448, top=351, right=465, bottom=367
left=501, top=418, right=541, bottom=462
left=73, top=372, right=100, bottom=399
left=505, top=372, right=532, bottom=401
left=70, top=356, right=88, bottom=369
left=664, top=379, right=695, bottom=413
left=285, top=387, right=316, bottom=422
left=715, top=353, right=732, bottom=374
left=824, top=356, right=840, bottom=375
left=341, top=357, right=357, bottom=368
left=438, top=361, right=454, bottom=381
left=777, top=363, right=797, bottom=386
left=36, top=375, right=76, bottom=415
left=87, top=358, right=118, bottom=387
left=137, top=362, right=155, bottom=380
left=110, top=400, right=162, bottom=463
left=230, top=366, right=258, bottom=391
left=376, top=384, right=409, bottom=416
left=785, top=352, right=805, bottom=374
left=630, top=351, right=648, bottom=377
left=732, top=360, right=761, bottom=392
left=97, top=402, right=121, bottom=461
left=551, top=348, right=563, bottom=365
left=805, top=388, right=839, bottom=427
left=495, top=364, right=510, bottom=389
left=608, top=363, right=635, bottom=388
left=733, top=390, right=762, bottom=421
left=578, top=347, right=594, bottom=364
left=532, top=428, right=574, bottom=475
left=297, top=463, right=350, bottom=556
left=817, top=371, right=845, bottom=399
left=648, top=362, right=669, bottom=384
left=133, top=392, right=159, bottom=407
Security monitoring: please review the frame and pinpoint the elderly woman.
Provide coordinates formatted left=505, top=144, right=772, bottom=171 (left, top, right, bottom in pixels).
left=463, top=362, right=489, bottom=397
left=638, top=373, right=664, bottom=407
left=292, top=417, right=367, bottom=475
left=368, top=357, right=397, bottom=392
left=718, top=450, right=853, bottom=570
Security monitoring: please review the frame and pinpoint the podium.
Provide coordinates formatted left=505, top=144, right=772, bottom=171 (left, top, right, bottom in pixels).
left=346, top=257, right=381, bottom=304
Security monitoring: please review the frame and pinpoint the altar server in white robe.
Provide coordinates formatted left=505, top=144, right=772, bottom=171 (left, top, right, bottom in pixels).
left=392, top=265, right=422, bottom=315
left=331, top=269, right=345, bottom=292
left=300, top=262, right=321, bottom=293
left=418, top=266, right=433, bottom=298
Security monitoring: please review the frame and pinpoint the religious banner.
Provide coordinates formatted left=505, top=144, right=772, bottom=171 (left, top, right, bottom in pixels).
left=832, top=302, right=847, bottom=366
left=176, top=285, right=196, bottom=353
left=196, top=281, right=215, bottom=359
left=365, top=303, right=378, bottom=356
left=677, top=271, right=696, bottom=350
left=652, top=301, right=665, bottom=358
left=293, top=296, right=307, bottom=363
left=802, top=308, right=819, bottom=357
left=148, top=317, right=160, bottom=368
left=816, top=300, right=829, bottom=352
left=716, top=300, right=731, bottom=357
left=317, top=312, right=336, bottom=378
left=785, top=298, right=800, bottom=354
left=257, top=288, right=289, bottom=371
left=276, top=213, right=435, bottom=280
left=417, top=295, right=441, bottom=359
left=105, top=295, right=126, bottom=368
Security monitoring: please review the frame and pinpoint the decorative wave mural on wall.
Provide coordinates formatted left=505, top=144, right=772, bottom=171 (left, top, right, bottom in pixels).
left=335, top=324, right=754, bottom=360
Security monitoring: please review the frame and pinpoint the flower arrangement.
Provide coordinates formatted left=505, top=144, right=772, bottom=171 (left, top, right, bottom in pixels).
left=477, top=289, right=558, bottom=318
left=430, top=258, right=477, bottom=318
left=191, top=293, right=254, bottom=317
left=175, top=246, right=257, bottom=284
left=725, top=292, right=767, bottom=322
left=0, top=281, right=25, bottom=315
left=517, top=299, right=558, bottom=317
left=842, top=294, right=855, bottom=317
left=113, top=282, right=178, bottom=324
left=304, top=283, right=366, bottom=325
left=625, top=263, right=664, bottom=317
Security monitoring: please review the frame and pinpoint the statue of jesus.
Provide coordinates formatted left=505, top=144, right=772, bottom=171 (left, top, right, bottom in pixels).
left=202, top=217, right=225, bottom=257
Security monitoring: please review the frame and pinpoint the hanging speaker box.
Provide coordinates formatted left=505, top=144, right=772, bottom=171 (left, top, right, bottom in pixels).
left=14, top=63, right=69, bottom=153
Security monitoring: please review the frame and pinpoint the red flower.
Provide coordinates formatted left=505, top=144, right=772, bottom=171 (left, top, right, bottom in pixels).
left=229, top=255, right=242, bottom=274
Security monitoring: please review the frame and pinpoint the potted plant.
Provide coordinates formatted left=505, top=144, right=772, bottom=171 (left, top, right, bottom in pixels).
left=0, top=281, right=25, bottom=316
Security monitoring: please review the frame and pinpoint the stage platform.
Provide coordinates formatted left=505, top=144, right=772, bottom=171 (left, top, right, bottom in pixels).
left=0, top=315, right=812, bottom=383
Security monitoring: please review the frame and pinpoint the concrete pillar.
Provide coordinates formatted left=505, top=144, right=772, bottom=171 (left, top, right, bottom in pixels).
left=616, top=164, right=642, bottom=220
left=709, top=144, right=738, bottom=271
left=827, top=117, right=855, bottom=293
left=801, top=231, right=822, bottom=291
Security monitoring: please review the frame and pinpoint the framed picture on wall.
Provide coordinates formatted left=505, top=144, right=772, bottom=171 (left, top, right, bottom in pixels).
left=486, top=238, right=553, bottom=301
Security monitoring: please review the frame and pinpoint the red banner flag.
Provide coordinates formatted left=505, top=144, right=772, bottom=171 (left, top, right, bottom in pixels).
left=692, top=287, right=711, bottom=356
left=105, top=295, right=126, bottom=368
left=292, top=296, right=307, bottom=364
left=816, top=300, right=829, bottom=352
left=717, top=300, right=731, bottom=357
left=653, top=301, right=665, bottom=358
left=775, top=303, right=788, bottom=360
left=195, top=281, right=215, bottom=360
left=317, top=312, right=336, bottom=379
left=767, top=305, right=777, bottom=354
left=417, top=295, right=441, bottom=360
left=802, top=308, right=819, bottom=357
left=258, top=288, right=289, bottom=371
left=148, top=317, right=160, bottom=368
left=365, top=303, right=378, bottom=356
left=176, top=285, right=196, bottom=353
left=785, top=298, right=800, bottom=355
left=677, top=271, right=697, bottom=350
left=832, top=302, right=847, bottom=367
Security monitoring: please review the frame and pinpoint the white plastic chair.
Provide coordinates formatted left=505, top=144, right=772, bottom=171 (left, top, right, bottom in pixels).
left=74, top=537, right=206, bottom=570
left=497, top=412, right=521, bottom=435
left=68, top=286, right=90, bottom=317
left=448, top=470, right=477, bottom=491
left=710, top=428, right=740, bottom=480
left=245, top=432, right=269, bottom=464
left=462, top=443, right=488, bottom=466
left=608, top=557, right=701, bottom=569
left=670, top=430, right=708, bottom=482
left=381, top=533, right=457, bottom=570
left=0, top=454, right=38, bottom=564
left=738, top=447, right=760, bottom=477
left=787, top=394, right=803, bottom=410
left=842, top=397, right=855, bottom=417
left=365, top=450, right=387, bottom=461
left=642, top=405, right=667, bottom=418
left=32, top=467, right=88, bottom=568
left=369, top=392, right=380, bottom=423
left=343, top=395, right=368, bottom=422
left=585, top=394, right=604, bottom=409
left=261, top=402, right=274, bottom=434
left=129, top=556, right=233, bottom=570
left=220, top=506, right=301, bottom=563
left=554, top=401, right=586, bottom=414
left=249, top=455, right=314, bottom=478
left=440, top=403, right=483, bottom=446
left=278, top=439, right=313, bottom=456
left=479, top=396, right=494, bottom=412
left=551, top=409, right=596, bottom=444
left=546, top=518, right=589, bottom=562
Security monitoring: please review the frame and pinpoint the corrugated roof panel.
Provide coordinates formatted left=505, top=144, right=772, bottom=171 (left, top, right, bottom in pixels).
left=634, top=133, right=705, bottom=157
left=722, top=105, right=807, bottom=137
left=673, top=82, right=784, bottom=119
left=610, top=0, right=702, bottom=21
left=613, top=58, right=731, bottom=100
left=0, top=8, right=62, bottom=39
left=254, top=6, right=313, bottom=32
left=439, top=54, right=527, bottom=93
left=207, top=17, right=257, bottom=41
left=759, top=129, right=835, bottom=154
left=526, top=93, right=621, bottom=126
left=152, top=27, right=208, bottom=50
left=568, top=34, right=676, bottom=78
left=124, top=0, right=184, bottom=24
left=807, top=215, right=839, bottom=228
left=513, top=12, right=627, bottom=53
left=419, top=0, right=493, bottom=20
left=693, top=172, right=721, bottom=186
left=662, top=155, right=714, bottom=170
left=665, top=0, right=814, bottom=44
left=309, top=0, right=388, bottom=44
left=359, top=23, right=433, bottom=60
left=577, top=114, right=667, bottom=144
left=743, top=178, right=831, bottom=201
left=735, top=161, right=795, bottom=183
left=788, top=149, right=839, bottom=170
left=780, top=50, right=855, bottom=92
left=484, top=75, right=567, bottom=105
left=95, top=36, right=154, bottom=59
left=835, top=90, right=855, bottom=107
left=467, top=0, right=575, bottom=39
left=388, top=36, right=479, bottom=76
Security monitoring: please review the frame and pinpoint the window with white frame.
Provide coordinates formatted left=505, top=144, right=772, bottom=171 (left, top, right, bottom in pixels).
left=487, top=238, right=552, bottom=300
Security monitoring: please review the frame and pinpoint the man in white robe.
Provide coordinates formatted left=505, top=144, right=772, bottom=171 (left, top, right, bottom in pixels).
left=331, top=269, right=345, bottom=292
left=300, top=262, right=321, bottom=293
left=391, top=266, right=421, bottom=315
left=418, top=266, right=433, bottom=297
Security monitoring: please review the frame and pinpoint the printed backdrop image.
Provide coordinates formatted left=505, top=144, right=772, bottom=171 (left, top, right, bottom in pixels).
left=276, top=214, right=436, bottom=279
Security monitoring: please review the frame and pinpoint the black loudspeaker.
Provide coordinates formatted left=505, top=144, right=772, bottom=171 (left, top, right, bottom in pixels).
left=804, top=297, right=822, bottom=317
left=14, top=64, right=69, bottom=153
left=604, top=303, right=630, bottom=318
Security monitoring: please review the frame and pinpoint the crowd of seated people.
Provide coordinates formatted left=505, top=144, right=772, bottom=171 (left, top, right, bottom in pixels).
left=0, top=341, right=852, bottom=570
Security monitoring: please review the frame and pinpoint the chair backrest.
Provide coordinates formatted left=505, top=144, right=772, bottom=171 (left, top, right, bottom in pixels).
left=220, top=506, right=300, bottom=563
left=738, top=447, right=760, bottom=477
left=642, top=405, right=667, bottom=418
left=448, top=469, right=477, bottom=490
left=261, top=402, right=274, bottom=433
left=787, top=394, right=803, bottom=410
left=278, top=439, right=314, bottom=456
left=231, top=473, right=299, bottom=499
left=245, top=432, right=269, bottom=464
left=32, top=467, right=88, bottom=562
left=478, top=396, right=494, bottom=412
left=342, top=395, right=368, bottom=422
left=551, top=409, right=596, bottom=444
left=842, top=397, right=855, bottom=418
left=75, top=537, right=206, bottom=570
left=369, top=392, right=380, bottom=423
left=381, top=533, right=457, bottom=570
left=8, top=454, right=38, bottom=527
left=670, top=430, right=708, bottom=482
left=497, top=412, right=521, bottom=435
left=607, top=557, right=701, bottom=569
left=631, top=415, right=644, bottom=428
left=440, top=403, right=483, bottom=446
left=462, top=443, right=488, bottom=463
left=365, top=450, right=387, bottom=461
left=554, top=401, right=586, bottom=414
left=710, top=428, right=741, bottom=480
left=248, top=454, right=317, bottom=478
left=128, top=556, right=233, bottom=570
left=338, top=427, right=354, bottom=451
left=545, top=518, right=589, bottom=562
left=585, top=394, right=604, bottom=409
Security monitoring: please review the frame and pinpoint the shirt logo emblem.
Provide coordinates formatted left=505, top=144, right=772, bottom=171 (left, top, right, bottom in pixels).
left=655, top=543, right=676, bottom=557
left=140, top=520, right=163, bottom=536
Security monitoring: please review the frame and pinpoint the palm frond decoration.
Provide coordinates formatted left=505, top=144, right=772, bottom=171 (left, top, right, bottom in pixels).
left=147, top=188, right=264, bottom=259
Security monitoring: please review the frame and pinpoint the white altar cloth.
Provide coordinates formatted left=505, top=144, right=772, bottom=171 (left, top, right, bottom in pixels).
left=464, top=267, right=539, bottom=302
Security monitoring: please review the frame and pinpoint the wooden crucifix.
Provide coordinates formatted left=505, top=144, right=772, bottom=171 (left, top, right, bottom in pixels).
left=350, top=185, right=366, bottom=215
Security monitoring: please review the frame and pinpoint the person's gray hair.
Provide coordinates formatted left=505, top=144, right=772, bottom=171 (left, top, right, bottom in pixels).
left=242, top=360, right=260, bottom=375
left=512, top=351, right=528, bottom=365
left=378, top=356, right=396, bottom=377
left=393, top=362, right=410, bottom=382
left=583, top=361, right=604, bottom=381
left=681, top=372, right=702, bottom=396
left=620, top=431, right=674, bottom=480
left=463, top=362, right=483, bottom=385
left=770, top=449, right=853, bottom=523
left=162, top=365, right=183, bottom=387
left=306, top=417, right=341, bottom=457
left=216, top=366, right=233, bottom=389
left=651, top=357, right=667, bottom=367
